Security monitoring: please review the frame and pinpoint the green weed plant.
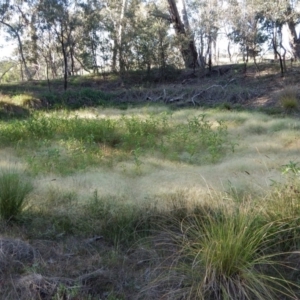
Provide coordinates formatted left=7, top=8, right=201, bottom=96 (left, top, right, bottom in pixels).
left=0, top=112, right=232, bottom=175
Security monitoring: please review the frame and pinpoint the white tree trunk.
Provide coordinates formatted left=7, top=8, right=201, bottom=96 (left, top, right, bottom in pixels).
left=118, top=0, right=128, bottom=73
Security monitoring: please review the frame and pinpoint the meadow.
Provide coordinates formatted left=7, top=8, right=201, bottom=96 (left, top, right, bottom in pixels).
left=0, top=69, right=300, bottom=300
left=0, top=73, right=300, bottom=299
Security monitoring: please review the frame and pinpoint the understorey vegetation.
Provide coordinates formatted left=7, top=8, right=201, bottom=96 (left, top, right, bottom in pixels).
left=0, top=68, right=300, bottom=299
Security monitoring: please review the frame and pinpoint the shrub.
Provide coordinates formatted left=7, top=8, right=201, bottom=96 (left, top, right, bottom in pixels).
left=40, top=88, right=112, bottom=109
left=0, top=170, right=33, bottom=221
left=277, top=86, right=299, bottom=112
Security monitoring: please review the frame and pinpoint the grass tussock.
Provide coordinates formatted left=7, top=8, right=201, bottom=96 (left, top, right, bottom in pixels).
left=176, top=209, right=294, bottom=300
left=144, top=183, right=300, bottom=300
left=277, top=86, right=299, bottom=112
left=0, top=169, right=33, bottom=221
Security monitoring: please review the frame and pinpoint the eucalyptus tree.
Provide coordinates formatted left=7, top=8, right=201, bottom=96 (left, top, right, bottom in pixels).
left=256, top=0, right=291, bottom=75
left=102, top=0, right=170, bottom=77
left=0, top=0, right=32, bottom=80
left=187, top=0, right=226, bottom=70
left=37, top=0, right=82, bottom=89
left=102, top=0, right=129, bottom=74
left=126, top=1, right=173, bottom=76
left=76, top=0, right=105, bottom=73
left=244, top=0, right=300, bottom=75
left=225, top=0, right=268, bottom=65
left=166, top=0, right=198, bottom=69
left=283, top=0, right=300, bottom=60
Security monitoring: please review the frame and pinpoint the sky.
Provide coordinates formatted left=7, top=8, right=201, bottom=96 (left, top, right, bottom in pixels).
left=0, top=28, right=16, bottom=60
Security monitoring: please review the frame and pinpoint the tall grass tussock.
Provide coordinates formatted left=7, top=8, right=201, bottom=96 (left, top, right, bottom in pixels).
left=0, top=169, right=33, bottom=221
left=145, top=183, right=300, bottom=300
left=277, top=86, right=299, bottom=112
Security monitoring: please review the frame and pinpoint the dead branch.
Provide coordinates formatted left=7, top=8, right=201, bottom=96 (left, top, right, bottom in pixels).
left=166, top=96, right=184, bottom=103
left=84, top=236, right=104, bottom=244
left=190, top=79, right=236, bottom=105
left=77, top=269, right=111, bottom=284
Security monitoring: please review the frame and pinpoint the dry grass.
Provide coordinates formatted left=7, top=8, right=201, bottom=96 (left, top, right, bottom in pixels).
left=0, top=105, right=300, bottom=298
left=0, top=107, right=299, bottom=208
left=277, top=86, right=300, bottom=112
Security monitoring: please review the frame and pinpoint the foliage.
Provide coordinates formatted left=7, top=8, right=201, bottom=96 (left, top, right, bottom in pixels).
left=0, top=60, right=20, bottom=83
left=282, top=161, right=300, bottom=176
left=1, top=0, right=300, bottom=85
left=0, top=111, right=233, bottom=175
left=41, top=88, right=112, bottom=109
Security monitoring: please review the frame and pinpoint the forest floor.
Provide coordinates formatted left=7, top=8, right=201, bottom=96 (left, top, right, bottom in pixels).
left=0, top=62, right=300, bottom=300
left=1, top=61, right=299, bottom=114
left=71, top=61, right=300, bottom=110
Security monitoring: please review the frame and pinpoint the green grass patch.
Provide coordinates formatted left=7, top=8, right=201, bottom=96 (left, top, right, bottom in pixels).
left=0, top=169, right=33, bottom=221
left=0, top=111, right=234, bottom=175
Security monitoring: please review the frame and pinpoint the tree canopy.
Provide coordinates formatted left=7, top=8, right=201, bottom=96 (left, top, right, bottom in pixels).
left=1, top=0, right=300, bottom=84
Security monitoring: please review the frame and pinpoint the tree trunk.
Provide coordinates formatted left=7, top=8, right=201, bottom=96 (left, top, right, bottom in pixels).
left=90, top=33, right=98, bottom=73
left=118, top=0, right=128, bottom=76
left=30, top=14, right=39, bottom=66
left=20, top=60, right=24, bottom=82
left=272, top=22, right=278, bottom=60
left=272, top=30, right=284, bottom=77
left=112, top=35, right=118, bottom=72
left=206, top=35, right=212, bottom=72
left=287, top=20, right=300, bottom=60
left=227, top=41, right=232, bottom=62
left=44, top=56, right=51, bottom=92
left=70, top=42, right=75, bottom=75
left=198, top=30, right=205, bottom=67
left=167, top=0, right=198, bottom=68
left=59, top=27, right=68, bottom=90
left=181, top=0, right=190, bottom=31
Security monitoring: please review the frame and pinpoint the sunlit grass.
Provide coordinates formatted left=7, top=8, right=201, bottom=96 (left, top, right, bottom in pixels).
left=277, top=86, right=299, bottom=112
left=0, top=107, right=299, bottom=206
left=0, top=104, right=300, bottom=298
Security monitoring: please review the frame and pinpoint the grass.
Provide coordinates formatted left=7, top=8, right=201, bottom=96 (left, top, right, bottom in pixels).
left=277, top=86, right=299, bottom=112
left=81, top=190, right=154, bottom=248
left=142, top=179, right=300, bottom=299
left=2, top=64, right=300, bottom=297
left=0, top=100, right=300, bottom=297
left=174, top=208, right=298, bottom=300
left=0, top=110, right=234, bottom=176
left=0, top=169, right=33, bottom=221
